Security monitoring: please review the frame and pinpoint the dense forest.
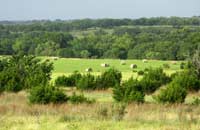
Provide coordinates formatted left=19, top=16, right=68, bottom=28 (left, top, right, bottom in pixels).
left=0, top=16, right=200, bottom=60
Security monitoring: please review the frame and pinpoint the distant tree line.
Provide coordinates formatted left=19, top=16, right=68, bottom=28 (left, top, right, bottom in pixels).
left=0, top=17, right=200, bottom=60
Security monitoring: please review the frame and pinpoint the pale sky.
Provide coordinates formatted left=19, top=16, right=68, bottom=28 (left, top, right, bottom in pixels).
left=0, top=0, right=200, bottom=20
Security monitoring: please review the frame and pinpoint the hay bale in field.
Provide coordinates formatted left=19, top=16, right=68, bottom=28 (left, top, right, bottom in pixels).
left=101, top=63, right=109, bottom=67
left=142, top=59, right=148, bottom=63
left=85, top=68, right=93, bottom=72
left=120, top=61, right=126, bottom=65
left=130, top=64, right=137, bottom=69
left=51, top=57, right=59, bottom=61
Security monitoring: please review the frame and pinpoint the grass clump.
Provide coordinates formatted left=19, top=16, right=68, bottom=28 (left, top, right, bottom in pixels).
left=69, top=92, right=95, bottom=104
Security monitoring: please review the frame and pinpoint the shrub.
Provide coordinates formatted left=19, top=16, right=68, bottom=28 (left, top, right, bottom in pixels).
left=132, top=70, right=137, bottom=73
left=68, top=71, right=82, bottom=86
left=191, top=97, right=200, bottom=105
left=137, top=70, right=144, bottom=75
left=171, top=70, right=200, bottom=92
left=0, top=55, right=53, bottom=92
left=140, top=68, right=170, bottom=94
left=180, top=62, right=186, bottom=69
left=76, top=74, right=96, bottom=90
left=29, top=85, right=68, bottom=104
left=113, top=78, right=144, bottom=103
left=95, top=68, right=122, bottom=89
left=155, top=81, right=187, bottom=104
left=163, top=63, right=170, bottom=69
left=144, top=68, right=149, bottom=72
left=69, top=92, right=95, bottom=104
left=55, top=75, right=71, bottom=86
left=55, top=71, right=82, bottom=87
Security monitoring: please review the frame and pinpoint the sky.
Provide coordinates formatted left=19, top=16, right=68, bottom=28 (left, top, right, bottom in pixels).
left=0, top=0, right=200, bottom=20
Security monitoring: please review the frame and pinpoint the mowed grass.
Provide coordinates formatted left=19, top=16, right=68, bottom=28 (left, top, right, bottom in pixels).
left=45, top=57, right=182, bottom=80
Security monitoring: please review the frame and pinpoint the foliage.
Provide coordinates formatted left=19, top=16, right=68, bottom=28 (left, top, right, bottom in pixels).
left=95, top=68, right=122, bottom=89
left=140, top=68, right=170, bottom=94
left=113, top=78, right=145, bottom=103
left=0, top=55, right=53, bottom=92
left=76, top=74, right=96, bottom=90
left=137, top=70, right=144, bottom=75
left=163, top=63, right=170, bottom=69
left=69, top=92, right=95, bottom=104
left=1, top=17, right=200, bottom=60
left=180, top=62, right=186, bottom=69
left=170, top=70, right=200, bottom=92
left=191, top=97, right=200, bottom=106
left=191, top=49, right=200, bottom=78
left=55, top=71, right=82, bottom=87
left=155, top=81, right=187, bottom=104
left=29, top=85, right=68, bottom=104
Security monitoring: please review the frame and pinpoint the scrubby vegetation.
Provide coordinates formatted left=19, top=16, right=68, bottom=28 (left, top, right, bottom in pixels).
left=95, top=68, right=122, bottom=89
left=113, top=78, right=144, bottom=103
left=140, top=68, right=170, bottom=94
left=69, top=92, right=95, bottom=104
left=29, top=85, right=68, bottom=104
left=55, top=71, right=82, bottom=87
left=0, top=55, right=53, bottom=92
left=155, top=81, right=187, bottom=103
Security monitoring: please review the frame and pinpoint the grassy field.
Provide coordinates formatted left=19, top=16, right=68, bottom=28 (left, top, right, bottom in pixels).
left=46, top=57, right=182, bottom=80
left=0, top=91, right=200, bottom=130
left=1, top=57, right=200, bottom=130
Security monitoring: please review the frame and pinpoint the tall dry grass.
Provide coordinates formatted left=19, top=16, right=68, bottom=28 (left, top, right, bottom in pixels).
left=0, top=91, right=200, bottom=130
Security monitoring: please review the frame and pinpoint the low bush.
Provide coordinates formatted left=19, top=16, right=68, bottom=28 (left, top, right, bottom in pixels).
left=180, top=62, right=186, bottom=69
left=113, top=78, right=144, bottom=103
left=76, top=74, right=96, bottom=90
left=191, top=97, right=200, bottom=106
left=95, top=68, right=122, bottom=89
left=137, top=70, right=144, bottom=75
left=132, top=70, right=137, bottom=73
left=140, top=68, right=170, bottom=94
left=55, top=75, right=71, bottom=86
left=29, top=85, right=68, bottom=104
left=144, top=68, right=149, bottom=72
left=163, top=63, right=170, bottom=69
left=171, top=70, right=200, bottom=92
left=155, top=81, right=187, bottom=104
left=69, top=92, right=95, bottom=104
left=55, top=71, right=82, bottom=87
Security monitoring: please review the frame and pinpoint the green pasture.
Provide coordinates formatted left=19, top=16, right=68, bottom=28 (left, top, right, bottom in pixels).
left=45, top=57, right=182, bottom=80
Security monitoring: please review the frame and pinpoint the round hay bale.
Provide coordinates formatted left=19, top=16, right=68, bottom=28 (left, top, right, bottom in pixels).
left=85, top=68, right=93, bottom=72
left=130, top=64, right=137, bottom=69
left=101, top=63, right=109, bottom=67
left=120, top=61, right=126, bottom=65
left=142, top=59, right=148, bottom=63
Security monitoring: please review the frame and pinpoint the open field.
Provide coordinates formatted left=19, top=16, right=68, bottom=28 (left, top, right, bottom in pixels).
left=45, top=57, right=182, bottom=80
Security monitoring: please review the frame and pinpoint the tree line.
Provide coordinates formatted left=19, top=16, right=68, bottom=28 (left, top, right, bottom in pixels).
left=0, top=17, right=200, bottom=60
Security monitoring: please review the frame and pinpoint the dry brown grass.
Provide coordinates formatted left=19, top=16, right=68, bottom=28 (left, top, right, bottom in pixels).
left=0, top=91, right=200, bottom=130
